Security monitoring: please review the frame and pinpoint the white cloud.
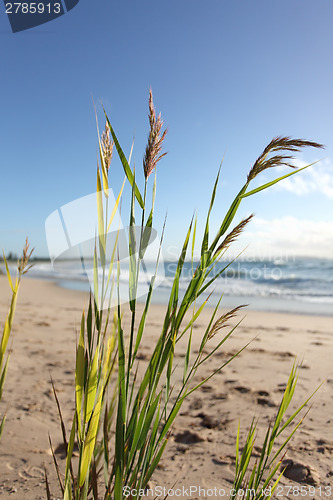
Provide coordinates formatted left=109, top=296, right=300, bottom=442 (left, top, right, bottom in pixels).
left=273, top=158, right=333, bottom=198
left=234, top=216, right=333, bottom=258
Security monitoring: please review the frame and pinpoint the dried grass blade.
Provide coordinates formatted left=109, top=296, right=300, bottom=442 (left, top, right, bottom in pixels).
left=48, top=434, right=64, bottom=494
left=91, top=458, right=98, bottom=500
left=51, top=376, right=68, bottom=448
left=64, top=415, right=76, bottom=489
left=44, top=466, right=51, bottom=500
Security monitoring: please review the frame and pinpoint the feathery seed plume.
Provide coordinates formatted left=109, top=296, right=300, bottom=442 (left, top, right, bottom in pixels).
left=143, top=89, right=168, bottom=179
left=215, top=214, right=254, bottom=255
left=247, top=136, right=324, bottom=183
left=101, top=121, right=114, bottom=172
left=18, top=237, right=34, bottom=275
left=208, top=305, right=247, bottom=340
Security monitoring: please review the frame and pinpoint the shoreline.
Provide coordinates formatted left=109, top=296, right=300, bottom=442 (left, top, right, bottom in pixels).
left=0, top=276, right=332, bottom=498
left=18, top=272, right=333, bottom=317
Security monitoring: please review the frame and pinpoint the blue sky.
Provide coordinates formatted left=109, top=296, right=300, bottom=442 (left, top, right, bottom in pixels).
left=1, top=0, right=332, bottom=260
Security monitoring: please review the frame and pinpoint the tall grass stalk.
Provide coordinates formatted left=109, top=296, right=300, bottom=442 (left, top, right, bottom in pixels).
left=0, top=238, right=33, bottom=439
left=50, top=91, right=323, bottom=500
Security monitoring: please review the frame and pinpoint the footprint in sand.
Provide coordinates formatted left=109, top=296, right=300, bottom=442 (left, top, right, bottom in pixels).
left=274, top=351, right=294, bottom=359
left=211, top=393, right=229, bottom=401
left=197, top=412, right=231, bottom=429
left=234, top=386, right=252, bottom=394
left=256, top=390, right=270, bottom=397
left=174, top=430, right=205, bottom=444
left=316, top=439, right=333, bottom=454
left=281, top=459, right=320, bottom=485
left=256, top=393, right=276, bottom=407
left=200, top=384, right=214, bottom=393
left=35, top=321, right=50, bottom=327
left=189, top=398, right=203, bottom=410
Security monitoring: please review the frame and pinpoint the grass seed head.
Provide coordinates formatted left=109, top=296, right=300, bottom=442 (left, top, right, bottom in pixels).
left=208, top=305, right=247, bottom=340
left=247, top=136, right=324, bottom=183
left=215, top=214, right=254, bottom=255
left=18, top=237, right=34, bottom=275
left=143, top=89, right=168, bottom=179
left=101, top=121, right=114, bottom=172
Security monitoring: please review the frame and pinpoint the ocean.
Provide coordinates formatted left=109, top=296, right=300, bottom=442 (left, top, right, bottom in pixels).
left=8, top=256, right=333, bottom=316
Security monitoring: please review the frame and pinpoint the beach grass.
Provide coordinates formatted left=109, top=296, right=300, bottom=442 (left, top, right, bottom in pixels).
left=230, top=361, right=322, bottom=500
left=0, top=238, right=33, bottom=439
left=42, top=91, right=325, bottom=500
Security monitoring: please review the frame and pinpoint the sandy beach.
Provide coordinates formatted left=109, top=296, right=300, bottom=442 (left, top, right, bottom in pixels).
left=0, top=275, right=332, bottom=499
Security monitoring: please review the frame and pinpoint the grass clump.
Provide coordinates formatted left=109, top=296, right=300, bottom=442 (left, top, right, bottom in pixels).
left=0, top=238, right=33, bottom=439
left=49, top=91, right=323, bottom=500
left=230, top=361, right=321, bottom=499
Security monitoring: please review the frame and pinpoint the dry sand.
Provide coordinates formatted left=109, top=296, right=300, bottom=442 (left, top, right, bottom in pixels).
left=0, top=275, right=332, bottom=499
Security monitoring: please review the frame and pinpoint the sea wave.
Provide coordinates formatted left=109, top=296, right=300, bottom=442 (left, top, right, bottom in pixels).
left=4, top=257, right=332, bottom=314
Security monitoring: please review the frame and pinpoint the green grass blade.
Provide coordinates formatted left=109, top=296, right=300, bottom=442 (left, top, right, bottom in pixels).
left=107, top=176, right=126, bottom=233
left=277, top=382, right=322, bottom=436
left=183, top=323, right=193, bottom=384
left=137, top=394, right=160, bottom=449
left=208, top=183, right=248, bottom=255
left=260, top=460, right=282, bottom=494
left=114, top=389, right=125, bottom=500
left=179, top=296, right=211, bottom=342
left=63, top=478, right=72, bottom=500
left=191, top=213, right=197, bottom=273
left=142, top=438, right=168, bottom=488
left=159, top=399, right=183, bottom=442
left=1, top=319, right=11, bottom=369
left=87, top=295, right=93, bottom=354
left=184, top=340, right=250, bottom=399
left=240, top=161, right=319, bottom=199
left=75, top=312, right=85, bottom=438
left=2, top=253, right=15, bottom=292
left=128, top=168, right=137, bottom=312
left=85, top=348, right=98, bottom=424
left=201, top=168, right=221, bottom=266
left=0, top=356, right=10, bottom=400
left=0, top=415, right=6, bottom=440
left=265, top=468, right=285, bottom=499
left=93, top=244, right=99, bottom=310
left=104, top=110, right=144, bottom=208
left=79, top=389, right=103, bottom=487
